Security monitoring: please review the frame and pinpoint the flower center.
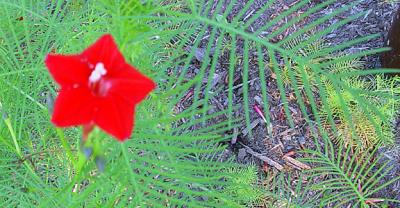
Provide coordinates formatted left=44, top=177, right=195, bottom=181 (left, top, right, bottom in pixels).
left=89, top=62, right=107, bottom=83
left=88, top=62, right=111, bottom=97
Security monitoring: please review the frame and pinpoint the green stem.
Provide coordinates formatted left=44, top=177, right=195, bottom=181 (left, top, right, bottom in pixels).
left=121, top=143, right=142, bottom=203
left=4, top=117, right=22, bottom=157
left=4, top=117, right=38, bottom=180
left=56, top=128, right=77, bottom=171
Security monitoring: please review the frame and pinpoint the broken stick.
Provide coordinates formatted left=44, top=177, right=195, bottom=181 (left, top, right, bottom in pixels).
left=240, top=143, right=284, bottom=171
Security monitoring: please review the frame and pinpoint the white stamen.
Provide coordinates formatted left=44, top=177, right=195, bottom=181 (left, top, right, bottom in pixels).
left=89, top=62, right=107, bottom=83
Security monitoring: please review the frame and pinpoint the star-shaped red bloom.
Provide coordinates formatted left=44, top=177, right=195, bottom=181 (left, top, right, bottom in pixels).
left=45, top=34, right=155, bottom=141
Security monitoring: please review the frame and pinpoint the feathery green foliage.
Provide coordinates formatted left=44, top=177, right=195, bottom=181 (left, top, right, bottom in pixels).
left=0, top=0, right=399, bottom=207
left=322, top=75, right=399, bottom=150
left=144, top=0, right=400, bottom=206
left=145, top=0, right=398, bottom=150
left=225, top=166, right=264, bottom=206
left=257, top=172, right=320, bottom=208
left=0, top=0, right=248, bottom=207
left=301, top=138, right=400, bottom=207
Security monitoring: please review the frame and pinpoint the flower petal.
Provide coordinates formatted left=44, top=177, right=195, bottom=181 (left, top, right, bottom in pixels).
left=94, top=97, right=135, bottom=141
left=106, top=64, right=156, bottom=104
left=45, top=34, right=156, bottom=142
left=51, top=87, right=95, bottom=127
left=45, top=54, right=91, bottom=87
left=80, top=34, right=126, bottom=72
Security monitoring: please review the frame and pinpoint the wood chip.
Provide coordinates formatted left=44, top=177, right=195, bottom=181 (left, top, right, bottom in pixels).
left=242, top=119, right=260, bottom=136
left=283, top=156, right=311, bottom=170
left=283, top=151, right=296, bottom=157
left=231, top=128, right=239, bottom=144
left=237, top=148, right=247, bottom=161
left=254, top=95, right=263, bottom=105
left=270, top=143, right=283, bottom=152
left=262, top=161, right=269, bottom=173
left=277, top=128, right=296, bottom=137
left=365, top=198, right=385, bottom=204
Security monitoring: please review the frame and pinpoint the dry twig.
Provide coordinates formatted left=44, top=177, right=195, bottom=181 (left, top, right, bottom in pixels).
left=240, top=142, right=284, bottom=171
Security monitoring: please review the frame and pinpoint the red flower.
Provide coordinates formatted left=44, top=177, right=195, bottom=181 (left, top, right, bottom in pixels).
left=45, top=34, right=155, bottom=141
